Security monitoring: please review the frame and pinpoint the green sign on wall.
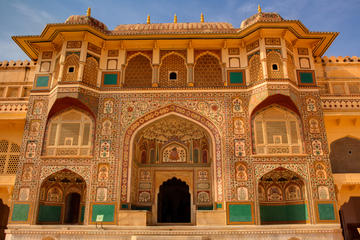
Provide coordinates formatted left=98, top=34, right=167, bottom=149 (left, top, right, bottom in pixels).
left=318, top=203, right=335, bottom=221
left=12, top=204, right=30, bottom=222
left=227, top=203, right=253, bottom=224
left=91, top=204, right=115, bottom=223
left=36, top=76, right=49, bottom=88
left=103, top=73, right=118, bottom=86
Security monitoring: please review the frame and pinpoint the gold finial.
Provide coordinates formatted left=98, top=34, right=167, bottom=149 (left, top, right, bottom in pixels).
left=174, top=14, right=177, bottom=23
left=87, top=7, right=91, bottom=17
left=147, top=15, right=150, bottom=24
left=258, top=4, right=262, bottom=13
left=200, top=12, right=204, bottom=23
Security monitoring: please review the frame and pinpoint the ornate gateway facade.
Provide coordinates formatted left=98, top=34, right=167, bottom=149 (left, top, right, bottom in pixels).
left=1, top=7, right=360, bottom=240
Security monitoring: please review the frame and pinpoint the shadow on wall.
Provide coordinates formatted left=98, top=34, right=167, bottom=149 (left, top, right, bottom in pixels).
left=0, top=199, right=9, bottom=240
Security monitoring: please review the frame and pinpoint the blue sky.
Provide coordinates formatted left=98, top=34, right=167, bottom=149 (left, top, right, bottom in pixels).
left=0, top=0, right=359, bottom=61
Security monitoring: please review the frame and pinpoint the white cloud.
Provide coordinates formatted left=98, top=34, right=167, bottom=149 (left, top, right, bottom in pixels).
left=11, top=2, right=55, bottom=25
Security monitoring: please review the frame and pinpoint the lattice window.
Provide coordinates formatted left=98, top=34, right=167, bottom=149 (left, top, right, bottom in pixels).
left=124, top=54, right=152, bottom=88
left=159, top=54, right=187, bottom=87
left=266, top=51, right=284, bottom=79
left=249, top=53, right=263, bottom=84
left=45, top=110, right=93, bottom=156
left=253, top=107, right=303, bottom=154
left=287, top=53, right=296, bottom=82
left=62, top=54, right=79, bottom=82
left=83, top=57, right=98, bottom=87
left=194, top=54, right=222, bottom=87
left=0, top=140, right=20, bottom=175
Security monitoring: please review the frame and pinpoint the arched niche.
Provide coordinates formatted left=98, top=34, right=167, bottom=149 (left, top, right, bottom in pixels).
left=37, top=169, right=86, bottom=225
left=194, top=53, right=222, bottom=87
left=124, top=53, right=153, bottom=88
left=42, top=108, right=94, bottom=157
left=330, top=136, right=360, bottom=173
left=252, top=105, right=304, bottom=155
left=258, top=167, right=308, bottom=225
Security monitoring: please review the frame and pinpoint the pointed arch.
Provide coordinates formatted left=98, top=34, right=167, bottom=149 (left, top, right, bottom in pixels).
left=121, top=104, right=223, bottom=202
left=159, top=52, right=187, bottom=87
left=266, top=50, right=284, bottom=79
left=124, top=53, right=153, bottom=88
left=330, top=136, right=360, bottom=173
left=37, top=169, right=86, bottom=225
left=62, top=54, right=79, bottom=82
left=258, top=167, right=308, bottom=224
left=194, top=53, right=222, bottom=87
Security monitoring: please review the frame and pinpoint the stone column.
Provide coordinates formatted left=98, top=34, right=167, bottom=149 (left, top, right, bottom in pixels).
left=259, top=38, right=268, bottom=79
left=57, top=42, right=67, bottom=82
left=97, top=46, right=106, bottom=87
left=280, top=38, right=289, bottom=79
left=77, top=41, right=88, bottom=82
left=187, top=64, right=194, bottom=87
left=152, top=64, right=159, bottom=87
left=221, top=63, right=227, bottom=86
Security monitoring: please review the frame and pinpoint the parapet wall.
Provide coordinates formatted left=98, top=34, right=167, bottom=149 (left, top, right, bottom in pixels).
left=0, top=60, right=36, bottom=68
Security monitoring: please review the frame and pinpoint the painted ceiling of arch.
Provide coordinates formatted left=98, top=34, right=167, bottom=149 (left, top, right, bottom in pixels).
left=259, top=167, right=303, bottom=184
left=136, top=115, right=208, bottom=143
left=43, top=169, right=85, bottom=185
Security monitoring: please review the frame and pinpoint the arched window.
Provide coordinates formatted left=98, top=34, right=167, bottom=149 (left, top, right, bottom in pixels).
left=253, top=106, right=302, bottom=154
left=45, top=109, right=93, bottom=156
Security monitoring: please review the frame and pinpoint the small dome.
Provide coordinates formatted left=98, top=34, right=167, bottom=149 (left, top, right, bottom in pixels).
left=65, top=15, right=108, bottom=31
left=240, top=12, right=283, bottom=29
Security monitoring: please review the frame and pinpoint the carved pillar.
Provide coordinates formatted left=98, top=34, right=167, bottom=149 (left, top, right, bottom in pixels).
left=120, top=64, right=125, bottom=87
left=259, top=38, right=268, bottom=79
left=77, top=41, right=88, bottom=82
left=152, top=64, right=159, bottom=87
left=282, top=59, right=289, bottom=79
left=280, top=38, right=289, bottom=79
left=187, top=64, right=194, bottom=87
left=222, top=63, right=227, bottom=86
left=57, top=42, right=67, bottom=82
left=97, top=46, right=106, bottom=87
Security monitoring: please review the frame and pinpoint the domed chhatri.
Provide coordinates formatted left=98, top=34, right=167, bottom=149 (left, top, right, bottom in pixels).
left=65, top=8, right=108, bottom=32
left=240, top=9, right=284, bottom=29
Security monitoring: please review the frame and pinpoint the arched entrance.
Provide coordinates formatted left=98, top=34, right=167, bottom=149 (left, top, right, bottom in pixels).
left=37, top=169, right=86, bottom=225
left=127, top=113, right=215, bottom=224
left=258, top=167, right=308, bottom=225
left=157, top=177, right=190, bottom=223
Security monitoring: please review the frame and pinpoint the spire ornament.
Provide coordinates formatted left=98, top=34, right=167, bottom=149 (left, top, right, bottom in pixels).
left=87, top=7, right=91, bottom=17
left=200, top=12, right=204, bottom=22
left=174, top=14, right=177, bottom=23
left=147, top=15, right=150, bottom=24
left=258, top=4, right=262, bottom=13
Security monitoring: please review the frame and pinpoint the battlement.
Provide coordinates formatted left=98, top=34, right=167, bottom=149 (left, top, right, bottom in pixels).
left=315, top=56, right=360, bottom=63
left=0, top=60, right=36, bottom=68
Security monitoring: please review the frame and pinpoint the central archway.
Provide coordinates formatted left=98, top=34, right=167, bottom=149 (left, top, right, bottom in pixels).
left=121, top=105, right=223, bottom=205
left=157, top=177, right=190, bottom=223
